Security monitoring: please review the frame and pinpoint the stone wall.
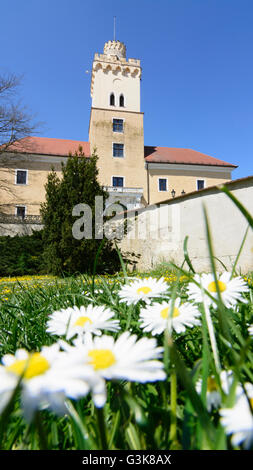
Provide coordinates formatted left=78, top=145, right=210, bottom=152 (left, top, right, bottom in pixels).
left=118, top=176, right=253, bottom=273
left=0, top=214, right=43, bottom=237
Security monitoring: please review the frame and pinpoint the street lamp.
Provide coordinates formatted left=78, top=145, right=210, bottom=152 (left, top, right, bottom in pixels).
left=181, top=189, right=185, bottom=195
left=171, top=189, right=176, bottom=198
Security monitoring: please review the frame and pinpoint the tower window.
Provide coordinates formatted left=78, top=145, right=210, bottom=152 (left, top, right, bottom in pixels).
left=112, top=176, right=124, bottom=187
left=119, top=94, right=124, bottom=107
left=15, top=169, right=28, bottom=185
left=110, top=93, right=115, bottom=106
left=113, top=143, right=124, bottom=158
left=158, top=178, right=168, bottom=192
left=197, top=179, right=205, bottom=190
left=113, top=119, right=124, bottom=133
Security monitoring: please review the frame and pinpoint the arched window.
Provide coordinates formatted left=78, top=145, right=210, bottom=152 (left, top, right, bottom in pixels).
left=119, top=94, right=124, bottom=107
left=110, top=93, right=115, bottom=106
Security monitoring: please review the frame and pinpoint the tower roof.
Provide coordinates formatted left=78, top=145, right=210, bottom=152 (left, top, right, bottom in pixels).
left=144, top=146, right=237, bottom=168
left=103, top=40, right=126, bottom=58
left=4, top=137, right=90, bottom=157
left=3, top=137, right=237, bottom=168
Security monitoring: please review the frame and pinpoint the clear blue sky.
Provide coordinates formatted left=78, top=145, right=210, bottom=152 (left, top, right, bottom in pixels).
left=1, top=0, right=253, bottom=179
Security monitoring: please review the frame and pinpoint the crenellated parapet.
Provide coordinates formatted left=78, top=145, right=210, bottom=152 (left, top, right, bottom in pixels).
left=104, top=40, right=126, bottom=58
left=90, top=40, right=142, bottom=98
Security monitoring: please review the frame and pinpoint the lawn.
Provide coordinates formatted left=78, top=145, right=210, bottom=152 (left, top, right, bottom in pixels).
left=0, top=266, right=252, bottom=450
left=0, top=189, right=252, bottom=451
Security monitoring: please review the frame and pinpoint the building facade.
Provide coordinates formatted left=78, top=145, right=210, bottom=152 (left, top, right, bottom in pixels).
left=0, top=39, right=237, bottom=219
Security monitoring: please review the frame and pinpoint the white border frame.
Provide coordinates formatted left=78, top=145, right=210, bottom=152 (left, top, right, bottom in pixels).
left=15, top=169, right=28, bottom=185
left=158, top=177, right=168, bottom=192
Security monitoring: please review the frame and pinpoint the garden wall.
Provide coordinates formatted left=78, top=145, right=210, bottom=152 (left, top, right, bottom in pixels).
left=0, top=215, right=43, bottom=237
left=119, top=176, right=253, bottom=273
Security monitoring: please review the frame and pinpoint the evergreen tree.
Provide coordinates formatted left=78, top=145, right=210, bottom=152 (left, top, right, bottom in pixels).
left=40, top=147, right=120, bottom=275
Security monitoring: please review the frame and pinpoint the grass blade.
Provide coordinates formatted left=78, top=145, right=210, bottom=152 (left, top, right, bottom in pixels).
left=183, top=236, right=195, bottom=273
left=169, top=341, right=216, bottom=447
left=219, top=185, right=253, bottom=229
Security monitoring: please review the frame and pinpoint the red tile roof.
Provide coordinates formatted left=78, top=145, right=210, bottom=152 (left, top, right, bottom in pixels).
left=7, top=137, right=90, bottom=157
left=6, top=137, right=237, bottom=168
left=144, top=146, right=237, bottom=168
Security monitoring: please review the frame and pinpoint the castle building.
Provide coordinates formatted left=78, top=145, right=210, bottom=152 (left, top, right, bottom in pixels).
left=0, top=40, right=237, bottom=218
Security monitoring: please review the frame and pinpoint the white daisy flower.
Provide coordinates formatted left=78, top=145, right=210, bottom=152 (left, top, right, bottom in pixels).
left=46, top=304, right=120, bottom=340
left=0, top=344, right=105, bottom=421
left=117, top=277, right=169, bottom=305
left=139, top=298, right=201, bottom=335
left=220, top=383, right=253, bottom=449
left=196, top=370, right=234, bottom=411
left=60, top=331, right=166, bottom=386
left=187, top=272, right=249, bottom=309
left=248, top=325, right=253, bottom=337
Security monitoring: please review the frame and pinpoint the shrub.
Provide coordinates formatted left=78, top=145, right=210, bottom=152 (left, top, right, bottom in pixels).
left=40, top=147, right=121, bottom=275
left=0, top=230, right=44, bottom=276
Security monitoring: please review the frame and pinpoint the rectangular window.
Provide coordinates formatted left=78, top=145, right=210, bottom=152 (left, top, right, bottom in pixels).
left=197, top=179, right=205, bottom=190
left=16, top=169, right=28, bottom=185
left=158, top=178, right=167, bottom=191
left=112, top=176, right=124, bottom=187
left=113, top=143, right=124, bottom=158
left=16, top=206, right=26, bottom=219
left=113, top=119, right=124, bottom=133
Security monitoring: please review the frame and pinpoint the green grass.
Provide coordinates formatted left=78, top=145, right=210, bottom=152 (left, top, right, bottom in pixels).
left=0, top=188, right=252, bottom=450
left=0, top=270, right=252, bottom=450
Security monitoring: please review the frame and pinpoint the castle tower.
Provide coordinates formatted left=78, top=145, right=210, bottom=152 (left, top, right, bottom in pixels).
left=89, top=40, right=146, bottom=208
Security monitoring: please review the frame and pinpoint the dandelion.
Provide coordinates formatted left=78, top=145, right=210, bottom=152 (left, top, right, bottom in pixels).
left=0, top=344, right=105, bottom=421
left=139, top=298, right=201, bottom=335
left=187, top=272, right=249, bottom=309
left=46, top=305, right=120, bottom=340
left=220, top=383, right=253, bottom=449
left=117, top=277, right=169, bottom=305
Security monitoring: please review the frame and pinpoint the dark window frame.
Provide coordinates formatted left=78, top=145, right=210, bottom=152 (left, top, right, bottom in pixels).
left=112, top=176, right=124, bottom=187
left=113, top=143, right=124, bottom=158
left=113, top=118, right=124, bottom=133
left=16, top=205, right=26, bottom=219
left=197, top=179, right=205, bottom=190
left=110, top=93, right=115, bottom=106
left=119, top=94, right=124, bottom=107
left=15, top=170, right=28, bottom=185
left=158, top=178, right=167, bottom=192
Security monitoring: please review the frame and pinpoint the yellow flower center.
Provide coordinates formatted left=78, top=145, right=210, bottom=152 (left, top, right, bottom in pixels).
left=160, top=306, right=180, bottom=319
left=137, top=286, right=152, bottom=295
left=88, top=349, right=116, bottom=370
left=250, top=398, right=253, bottom=408
left=207, top=376, right=218, bottom=392
left=207, top=281, right=227, bottom=293
left=74, top=316, right=92, bottom=327
left=6, top=353, right=50, bottom=380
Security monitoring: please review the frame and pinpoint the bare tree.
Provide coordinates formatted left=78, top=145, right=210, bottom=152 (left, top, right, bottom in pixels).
left=0, top=73, right=37, bottom=153
left=0, top=73, right=40, bottom=218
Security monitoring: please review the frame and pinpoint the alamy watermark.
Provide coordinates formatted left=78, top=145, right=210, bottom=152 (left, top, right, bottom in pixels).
left=72, top=196, right=181, bottom=247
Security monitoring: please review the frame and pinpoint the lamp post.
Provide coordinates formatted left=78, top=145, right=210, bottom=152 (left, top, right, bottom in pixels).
left=171, top=189, right=176, bottom=198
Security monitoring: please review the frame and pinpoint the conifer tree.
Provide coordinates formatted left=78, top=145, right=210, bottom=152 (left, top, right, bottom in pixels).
left=40, top=147, right=120, bottom=275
